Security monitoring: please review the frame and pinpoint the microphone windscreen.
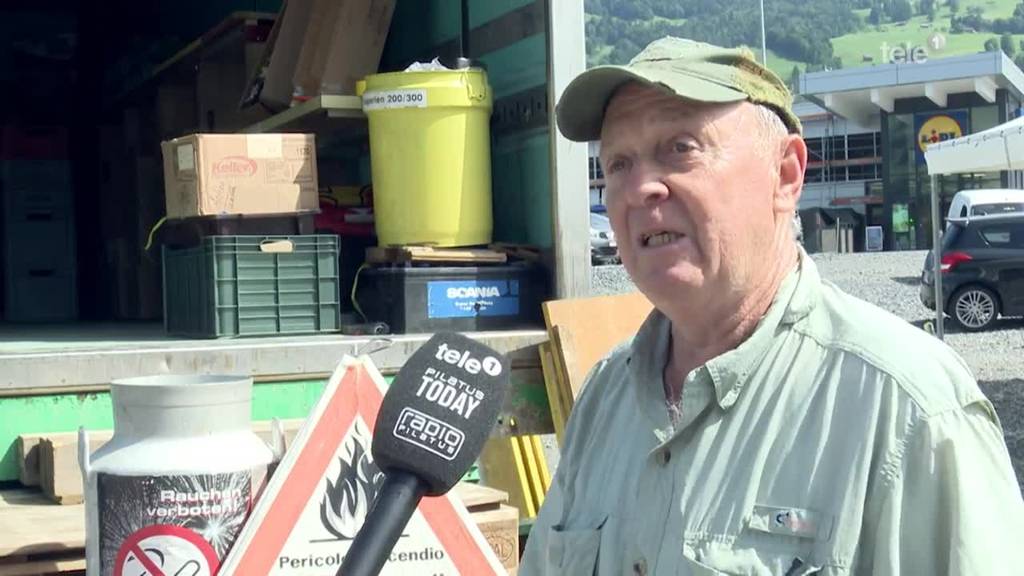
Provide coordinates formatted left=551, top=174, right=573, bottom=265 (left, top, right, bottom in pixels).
left=371, top=332, right=510, bottom=495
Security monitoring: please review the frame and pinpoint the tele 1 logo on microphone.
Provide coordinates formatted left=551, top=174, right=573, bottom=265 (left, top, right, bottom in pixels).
left=393, top=407, right=466, bottom=461
left=435, top=343, right=502, bottom=376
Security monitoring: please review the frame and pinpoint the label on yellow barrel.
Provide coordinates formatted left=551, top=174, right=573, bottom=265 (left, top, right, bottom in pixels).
left=362, top=89, right=428, bottom=111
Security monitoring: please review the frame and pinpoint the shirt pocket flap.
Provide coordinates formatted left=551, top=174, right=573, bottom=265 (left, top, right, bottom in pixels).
left=546, top=517, right=607, bottom=574
left=747, top=504, right=833, bottom=541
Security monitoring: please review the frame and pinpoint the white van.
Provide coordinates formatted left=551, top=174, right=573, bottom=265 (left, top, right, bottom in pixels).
left=946, top=189, right=1024, bottom=226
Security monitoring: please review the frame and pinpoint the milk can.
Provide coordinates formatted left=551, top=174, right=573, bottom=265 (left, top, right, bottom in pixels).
left=80, top=375, right=278, bottom=576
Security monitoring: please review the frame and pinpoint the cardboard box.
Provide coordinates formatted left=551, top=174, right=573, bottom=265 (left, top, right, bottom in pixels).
left=293, top=0, right=396, bottom=98
left=160, top=133, right=318, bottom=219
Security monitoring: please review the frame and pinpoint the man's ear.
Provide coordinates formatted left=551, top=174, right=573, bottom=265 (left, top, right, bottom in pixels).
left=776, top=134, right=807, bottom=214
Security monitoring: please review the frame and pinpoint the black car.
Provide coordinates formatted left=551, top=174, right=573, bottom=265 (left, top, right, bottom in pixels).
left=920, top=213, right=1024, bottom=331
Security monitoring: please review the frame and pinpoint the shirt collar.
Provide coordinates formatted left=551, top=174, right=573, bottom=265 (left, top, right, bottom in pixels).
left=629, top=247, right=820, bottom=420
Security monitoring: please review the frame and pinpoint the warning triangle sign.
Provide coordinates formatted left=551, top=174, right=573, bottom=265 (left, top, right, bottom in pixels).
left=219, top=356, right=507, bottom=575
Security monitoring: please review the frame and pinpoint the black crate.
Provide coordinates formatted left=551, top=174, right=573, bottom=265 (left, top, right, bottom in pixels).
left=353, top=263, right=546, bottom=333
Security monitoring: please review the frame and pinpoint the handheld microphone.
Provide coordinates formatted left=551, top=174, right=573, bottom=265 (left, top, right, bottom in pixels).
left=337, top=332, right=511, bottom=576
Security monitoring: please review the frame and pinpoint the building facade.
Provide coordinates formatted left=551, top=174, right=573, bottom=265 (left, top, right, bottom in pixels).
left=799, top=51, right=1024, bottom=251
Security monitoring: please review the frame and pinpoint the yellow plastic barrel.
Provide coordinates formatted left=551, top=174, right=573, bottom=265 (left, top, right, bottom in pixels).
left=360, top=68, right=493, bottom=247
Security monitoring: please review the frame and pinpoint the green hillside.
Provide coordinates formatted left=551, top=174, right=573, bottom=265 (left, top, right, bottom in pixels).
left=586, top=0, right=1024, bottom=85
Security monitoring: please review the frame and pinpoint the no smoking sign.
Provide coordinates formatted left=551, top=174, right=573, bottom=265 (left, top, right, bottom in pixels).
left=113, top=525, right=219, bottom=576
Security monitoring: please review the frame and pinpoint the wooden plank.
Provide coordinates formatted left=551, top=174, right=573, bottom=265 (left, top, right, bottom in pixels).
left=0, top=483, right=511, bottom=567
left=365, top=245, right=507, bottom=264
left=542, top=292, right=653, bottom=399
left=517, top=435, right=546, bottom=512
left=0, top=490, right=85, bottom=557
left=22, top=420, right=304, bottom=504
left=528, top=435, right=552, bottom=494
left=488, top=243, right=543, bottom=263
left=0, top=555, right=85, bottom=576
left=537, top=342, right=567, bottom=443
left=451, top=481, right=508, bottom=511
left=40, top=435, right=106, bottom=505
left=15, top=436, right=41, bottom=487
left=547, top=326, right=577, bottom=417
left=477, top=438, right=536, bottom=519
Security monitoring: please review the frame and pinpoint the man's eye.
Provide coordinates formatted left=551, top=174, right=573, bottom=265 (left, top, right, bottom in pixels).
left=606, top=159, right=627, bottom=173
left=672, top=141, right=695, bottom=154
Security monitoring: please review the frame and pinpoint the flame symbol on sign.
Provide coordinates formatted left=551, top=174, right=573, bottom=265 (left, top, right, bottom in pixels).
left=319, top=434, right=385, bottom=540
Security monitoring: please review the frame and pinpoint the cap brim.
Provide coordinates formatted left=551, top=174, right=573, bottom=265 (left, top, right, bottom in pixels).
left=555, top=65, right=749, bottom=142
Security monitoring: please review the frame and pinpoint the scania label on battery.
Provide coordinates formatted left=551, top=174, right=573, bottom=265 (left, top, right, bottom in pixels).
left=427, top=280, right=519, bottom=318
left=362, top=89, right=428, bottom=110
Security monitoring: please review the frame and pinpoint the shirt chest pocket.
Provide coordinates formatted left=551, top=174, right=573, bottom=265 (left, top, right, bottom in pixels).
left=544, top=517, right=607, bottom=575
left=681, top=505, right=832, bottom=576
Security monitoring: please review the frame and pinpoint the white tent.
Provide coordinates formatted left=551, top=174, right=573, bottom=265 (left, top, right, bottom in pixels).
left=922, top=113, right=1024, bottom=338
left=924, top=113, right=1024, bottom=174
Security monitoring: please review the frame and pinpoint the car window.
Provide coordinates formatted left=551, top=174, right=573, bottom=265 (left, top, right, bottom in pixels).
left=971, top=202, right=1024, bottom=216
left=960, top=205, right=968, bottom=218
left=942, top=223, right=964, bottom=250
left=590, top=213, right=610, bottom=230
left=1013, top=223, right=1024, bottom=248
left=977, top=223, right=1024, bottom=247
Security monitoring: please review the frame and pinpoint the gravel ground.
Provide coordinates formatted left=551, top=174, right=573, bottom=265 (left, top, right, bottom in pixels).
left=591, top=252, right=1024, bottom=487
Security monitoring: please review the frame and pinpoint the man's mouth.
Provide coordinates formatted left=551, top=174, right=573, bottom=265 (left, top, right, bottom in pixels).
left=641, top=231, right=684, bottom=247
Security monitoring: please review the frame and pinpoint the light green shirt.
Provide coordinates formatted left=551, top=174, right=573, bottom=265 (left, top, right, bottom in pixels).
left=520, top=249, right=1024, bottom=575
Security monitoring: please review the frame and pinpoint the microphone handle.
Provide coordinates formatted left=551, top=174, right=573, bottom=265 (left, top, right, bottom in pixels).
left=337, top=470, right=428, bottom=576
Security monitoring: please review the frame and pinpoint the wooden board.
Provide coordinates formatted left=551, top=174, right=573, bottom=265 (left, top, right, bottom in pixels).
left=488, top=243, right=542, bottom=263
left=527, top=435, right=552, bottom=494
left=537, top=341, right=567, bottom=443
left=16, top=435, right=43, bottom=487
left=477, top=437, right=536, bottom=519
left=366, top=245, right=507, bottom=264
left=0, top=490, right=85, bottom=557
left=542, top=292, right=653, bottom=400
left=40, top=435, right=107, bottom=505
left=0, top=484, right=513, bottom=573
left=517, top=436, right=547, bottom=511
left=451, top=481, right=508, bottom=511
left=548, top=325, right=580, bottom=410
left=18, top=420, right=304, bottom=503
left=0, top=552, right=84, bottom=576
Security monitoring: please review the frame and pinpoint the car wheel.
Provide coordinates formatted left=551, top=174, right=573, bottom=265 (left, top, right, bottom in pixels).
left=948, top=285, right=1000, bottom=332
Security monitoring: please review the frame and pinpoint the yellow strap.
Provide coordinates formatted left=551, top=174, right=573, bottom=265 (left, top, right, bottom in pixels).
left=143, top=216, right=168, bottom=251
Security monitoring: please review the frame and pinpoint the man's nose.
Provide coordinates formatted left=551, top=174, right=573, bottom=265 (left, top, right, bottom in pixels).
left=625, top=164, right=671, bottom=207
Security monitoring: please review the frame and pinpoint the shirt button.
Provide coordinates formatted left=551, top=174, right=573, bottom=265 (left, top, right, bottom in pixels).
left=633, top=559, right=647, bottom=575
left=659, top=449, right=671, bottom=466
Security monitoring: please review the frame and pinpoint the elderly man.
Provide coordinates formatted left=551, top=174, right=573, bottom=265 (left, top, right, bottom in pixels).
left=520, top=37, right=1024, bottom=575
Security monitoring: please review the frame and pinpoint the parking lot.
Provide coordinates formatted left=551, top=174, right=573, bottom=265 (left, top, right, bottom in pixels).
left=591, top=250, right=1024, bottom=487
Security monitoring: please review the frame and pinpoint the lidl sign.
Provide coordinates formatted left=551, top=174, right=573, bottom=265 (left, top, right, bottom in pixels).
left=915, top=110, right=967, bottom=164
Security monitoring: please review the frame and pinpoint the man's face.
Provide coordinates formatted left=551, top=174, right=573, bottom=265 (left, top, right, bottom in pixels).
left=599, top=83, right=796, bottom=311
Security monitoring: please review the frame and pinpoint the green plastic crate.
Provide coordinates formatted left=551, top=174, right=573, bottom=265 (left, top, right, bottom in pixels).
left=163, top=235, right=341, bottom=338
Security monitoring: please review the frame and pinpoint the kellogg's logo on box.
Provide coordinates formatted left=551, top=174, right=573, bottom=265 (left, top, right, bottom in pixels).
left=213, top=156, right=258, bottom=177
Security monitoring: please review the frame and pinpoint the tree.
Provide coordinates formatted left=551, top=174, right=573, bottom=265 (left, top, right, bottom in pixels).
left=1002, top=33, right=1017, bottom=56
left=869, top=4, right=884, bottom=24
left=985, top=37, right=1000, bottom=52
left=788, top=65, right=802, bottom=91
left=949, top=0, right=960, bottom=13
left=888, top=0, right=914, bottom=21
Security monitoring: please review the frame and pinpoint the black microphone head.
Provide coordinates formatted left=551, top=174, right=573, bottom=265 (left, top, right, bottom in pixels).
left=372, top=332, right=510, bottom=496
